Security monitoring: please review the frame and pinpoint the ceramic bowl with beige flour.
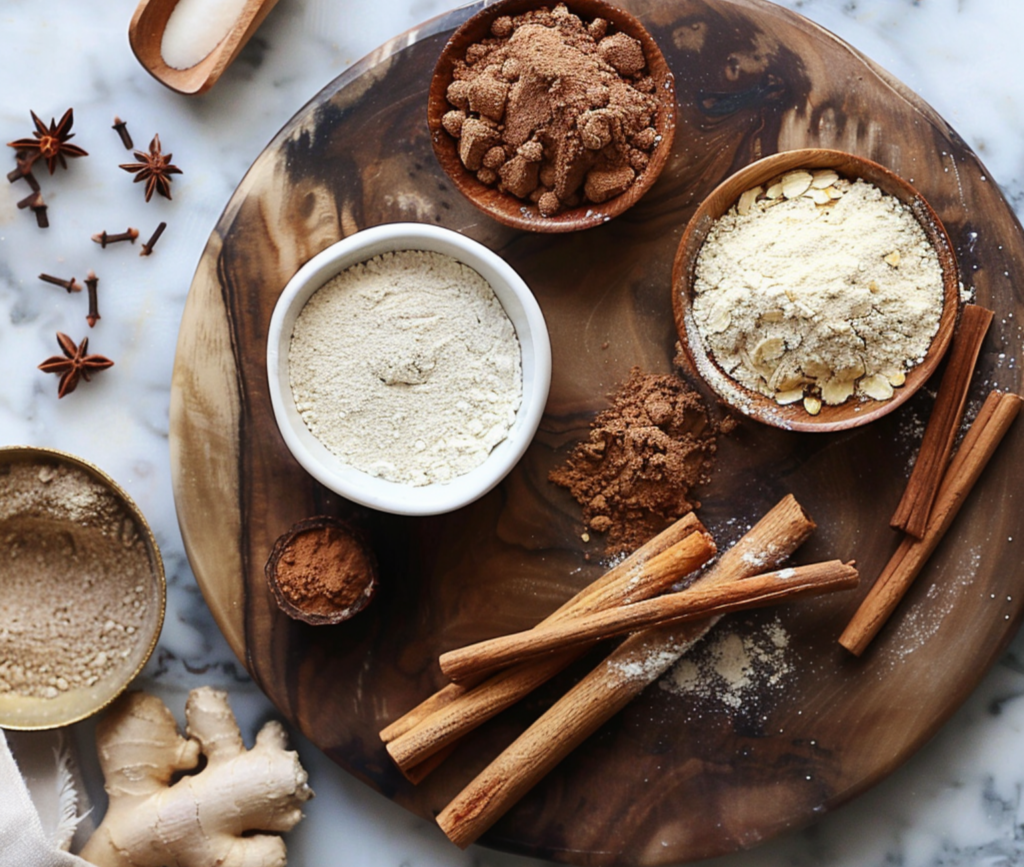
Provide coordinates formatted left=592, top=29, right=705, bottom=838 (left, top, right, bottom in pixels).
left=267, top=223, right=551, bottom=515
left=0, top=446, right=165, bottom=730
left=673, top=149, right=960, bottom=432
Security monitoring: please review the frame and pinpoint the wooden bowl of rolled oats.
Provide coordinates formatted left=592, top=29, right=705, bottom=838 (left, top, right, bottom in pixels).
left=672, top=148, right=961, bottom=432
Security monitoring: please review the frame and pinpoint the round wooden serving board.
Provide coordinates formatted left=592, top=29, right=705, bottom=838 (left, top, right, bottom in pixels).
left=169, top=0, right=1024, bottom=863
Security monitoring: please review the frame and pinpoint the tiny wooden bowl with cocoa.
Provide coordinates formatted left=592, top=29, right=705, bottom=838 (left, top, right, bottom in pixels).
left=427, top=0, right=676, bottom=233
left=265, top=516, right=378, bottom=626
left=672, top=148, right=962, bottom=433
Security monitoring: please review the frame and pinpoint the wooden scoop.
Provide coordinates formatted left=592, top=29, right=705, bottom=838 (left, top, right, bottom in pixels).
left=128, top=0, right=279, bottom=95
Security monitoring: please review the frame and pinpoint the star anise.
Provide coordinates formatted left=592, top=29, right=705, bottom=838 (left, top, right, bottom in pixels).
left=7, top=108, right=88, bottom=175
left=119, top=134, right=182, bottom=202
left=38, top=332, right=114, bottom=398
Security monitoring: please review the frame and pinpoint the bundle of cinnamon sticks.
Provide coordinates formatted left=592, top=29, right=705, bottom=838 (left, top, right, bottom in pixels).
left=840, top=305, right=1022, bottom=654
left=381, top=495, right=859, bottom=847
left=377, top=305, right=1021, bottom=849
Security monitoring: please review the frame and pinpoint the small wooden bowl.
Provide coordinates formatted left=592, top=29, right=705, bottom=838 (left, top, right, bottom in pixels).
left=265, top=517, right=378, bottom=626
left=672, top=149, right=961, bottom=432
left=427, top=0, right=676, bottom=233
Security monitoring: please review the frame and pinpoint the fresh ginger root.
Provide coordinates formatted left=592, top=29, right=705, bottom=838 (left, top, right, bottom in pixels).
left=80, top=686, right=313, bottom=867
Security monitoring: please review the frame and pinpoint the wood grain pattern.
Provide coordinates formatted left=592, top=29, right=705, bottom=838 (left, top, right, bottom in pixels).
left=169, top=0, right=1024, bottom=863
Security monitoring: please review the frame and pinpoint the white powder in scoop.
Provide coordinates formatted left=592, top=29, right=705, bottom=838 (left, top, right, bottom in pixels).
left=289, top=250, right=522, bottom=486
left=161, top=0, right=249, bottom=70
left=692, top=175, right=943, bottom=410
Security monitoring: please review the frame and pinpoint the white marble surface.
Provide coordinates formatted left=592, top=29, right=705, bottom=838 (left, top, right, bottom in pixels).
left=3, top=1, right=1024, bottom=865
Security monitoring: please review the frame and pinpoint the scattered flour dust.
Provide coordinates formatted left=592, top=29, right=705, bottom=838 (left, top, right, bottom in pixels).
left=289, top=250, right=522, bottom=486
left=880, top=543, right=984, bottom=666
left=658, top=615, right=794, bottom=712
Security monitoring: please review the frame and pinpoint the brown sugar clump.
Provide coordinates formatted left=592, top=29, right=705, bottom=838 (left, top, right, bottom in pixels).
left=597, top=31, right=646, bottom=76
left=549, top=367, right=719, bottom=555
left=265, top=517, right=378, bottom=625
left=443, top=3, right=662, bottom=216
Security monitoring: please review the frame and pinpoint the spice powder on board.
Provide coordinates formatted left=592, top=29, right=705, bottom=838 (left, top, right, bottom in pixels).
left=549, top=365, right=720, bottom=554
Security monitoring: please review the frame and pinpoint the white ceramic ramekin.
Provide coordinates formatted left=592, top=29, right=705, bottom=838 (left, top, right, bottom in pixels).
left=266, top=222, right=551, bottom=516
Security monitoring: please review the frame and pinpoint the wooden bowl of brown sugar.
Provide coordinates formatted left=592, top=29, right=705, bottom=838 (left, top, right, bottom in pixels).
left=428, top=0, right=676, bottom=232
left=673, top=148, right=961, bottom=432
left=0, top=446, right=166, bottom=730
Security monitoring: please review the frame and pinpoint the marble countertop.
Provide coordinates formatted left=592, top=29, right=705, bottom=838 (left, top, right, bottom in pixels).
left=3, top=1, right=1024, bottom=865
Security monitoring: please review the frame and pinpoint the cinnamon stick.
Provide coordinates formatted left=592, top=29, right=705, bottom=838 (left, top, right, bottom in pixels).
left=386, top=652, right=588, bottom=775
left=383, top=519, right=715, bottom=776
left=436, top=495, right=816, bottom=847
left=441, top=561, right=858, bottom=682
left=891, top=304, right=993, bottom=538
left=841, top=389, right=1021, bottom=656
left=379, top=512, right=710, bottom=745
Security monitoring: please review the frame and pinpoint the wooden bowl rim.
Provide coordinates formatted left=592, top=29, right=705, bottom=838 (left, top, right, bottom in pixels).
left=672, top=148, right=962, bottom=433
left=427, top=0, right=677, bottom=233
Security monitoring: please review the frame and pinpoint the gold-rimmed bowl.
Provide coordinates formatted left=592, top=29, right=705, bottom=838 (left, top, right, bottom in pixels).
left=427, top=0, right=677, bottom=233
left=0, top=446, right=165, bottom=730
left=673, top=148, right=961, bottom=432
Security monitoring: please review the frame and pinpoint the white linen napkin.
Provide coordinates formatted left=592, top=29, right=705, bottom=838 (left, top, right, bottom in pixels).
left=0, top=729, right=92, bottom=867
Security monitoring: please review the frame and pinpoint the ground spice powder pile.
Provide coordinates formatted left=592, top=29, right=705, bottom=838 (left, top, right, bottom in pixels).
left=692, top=173, right=943, bottom=413
left=549, top=367, right=719, bottom=554
left=289, top=250, right=522, bottom=486
left=0, top=460, right=155, bottom=700
left=266, top=518, right=378, bottom=624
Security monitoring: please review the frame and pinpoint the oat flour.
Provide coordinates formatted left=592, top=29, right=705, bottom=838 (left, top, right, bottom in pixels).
left=289, top=250, right=522, bottom=485
left=0, top=460, right=155, bottom=700
left=692, top=174, right=943, bottom=412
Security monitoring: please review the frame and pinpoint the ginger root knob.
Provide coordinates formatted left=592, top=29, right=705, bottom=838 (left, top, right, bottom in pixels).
left=80, top=686, right=313, bottom=867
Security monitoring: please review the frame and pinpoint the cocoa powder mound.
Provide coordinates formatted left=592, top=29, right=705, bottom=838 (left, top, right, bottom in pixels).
left=442, top=3, right=662, bottom=216
left=549, top=367, right=718, bottom=554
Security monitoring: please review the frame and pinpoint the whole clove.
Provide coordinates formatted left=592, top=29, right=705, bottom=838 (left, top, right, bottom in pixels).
left=139, top=221, right=166, bottom=257
left=92, top=227, right=139, bottom=248
left=111, top=116, right=133, bottom=150
left=18, top=191, right=48, bottom=227
left=39, top=273, right=83, bottom=293
left=7, top=155, right=40, bottom=192
left=85, top=271, right=100, bottom=327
